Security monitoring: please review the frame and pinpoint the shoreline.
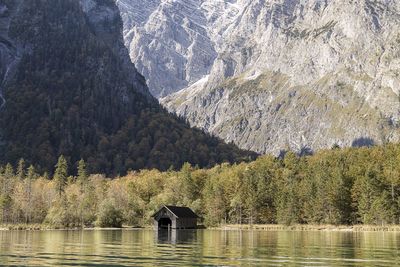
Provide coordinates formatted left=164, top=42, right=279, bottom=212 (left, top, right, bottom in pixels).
left=2, top=224, right=400, bottom=232
left=0, top=224, right=147, bottom=231
left=211, top=224, right=400, bottom=232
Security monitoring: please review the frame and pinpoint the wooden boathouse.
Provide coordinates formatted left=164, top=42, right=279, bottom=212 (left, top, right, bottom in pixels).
left=152, top=205, right=199, bottom=230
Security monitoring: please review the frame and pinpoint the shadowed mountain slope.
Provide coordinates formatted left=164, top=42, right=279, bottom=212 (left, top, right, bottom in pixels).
left=0, top=0, right=256, bottom=175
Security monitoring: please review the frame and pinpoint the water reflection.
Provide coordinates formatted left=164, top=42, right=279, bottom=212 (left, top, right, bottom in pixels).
left=0, top=230, right=399, bottom=266
left=156, top=230, right=197, bottom=245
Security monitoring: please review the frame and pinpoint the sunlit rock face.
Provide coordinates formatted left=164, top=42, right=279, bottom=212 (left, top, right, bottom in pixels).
left=117, top=0, right=400, bottom=154
left=116, top=0, right=219, bottom=98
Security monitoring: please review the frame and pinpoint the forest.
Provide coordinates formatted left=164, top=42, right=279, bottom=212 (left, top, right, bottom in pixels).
left=0, top=0, right=255, bottom=176
left=1, top=142, right=400, bottom=228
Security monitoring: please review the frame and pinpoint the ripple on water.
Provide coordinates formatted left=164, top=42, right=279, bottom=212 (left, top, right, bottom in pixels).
left=0, top=230, right=400, bottom=266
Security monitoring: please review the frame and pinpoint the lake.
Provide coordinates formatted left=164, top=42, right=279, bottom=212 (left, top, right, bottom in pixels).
left=0, top=229, right=399, bottom=266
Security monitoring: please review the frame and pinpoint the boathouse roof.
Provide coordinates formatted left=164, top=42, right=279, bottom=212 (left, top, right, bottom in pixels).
left=153, top=205, right=199, bottom=218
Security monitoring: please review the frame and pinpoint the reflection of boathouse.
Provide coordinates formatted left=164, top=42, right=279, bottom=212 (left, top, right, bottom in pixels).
left=156, top=229, right=197, bottom=244
left=152, top=206, right=199, bottom=229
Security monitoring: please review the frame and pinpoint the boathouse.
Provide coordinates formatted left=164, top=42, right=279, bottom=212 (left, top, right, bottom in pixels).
left=152, top=205, right=199, bottom=229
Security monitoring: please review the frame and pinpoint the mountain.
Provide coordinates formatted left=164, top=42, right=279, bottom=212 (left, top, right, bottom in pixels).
left=0, top=0, right=255, bottom=175
left=118, top=0, right=400, bottom=155
left=116, top=0, right=218, bottom=98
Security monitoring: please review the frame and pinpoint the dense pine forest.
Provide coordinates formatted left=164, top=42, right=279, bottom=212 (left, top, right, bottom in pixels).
left=0, top=0, right=256, bottom=176
left=1, top=143, right=400, bottom=228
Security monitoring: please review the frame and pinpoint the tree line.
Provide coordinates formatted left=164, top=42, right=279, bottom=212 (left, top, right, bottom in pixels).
left=1, top=143, right=400, bottom=228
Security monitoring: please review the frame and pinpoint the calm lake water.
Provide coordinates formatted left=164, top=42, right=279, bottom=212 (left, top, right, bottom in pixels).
left=0, top=229, right=399, bottom=266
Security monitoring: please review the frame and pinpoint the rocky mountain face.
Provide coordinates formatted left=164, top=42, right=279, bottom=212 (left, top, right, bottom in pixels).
left=116, top=0, right=218, bottom=97
left=119, top=0, right=400, bottom=154
left=0, top=0, right=255, bottom=174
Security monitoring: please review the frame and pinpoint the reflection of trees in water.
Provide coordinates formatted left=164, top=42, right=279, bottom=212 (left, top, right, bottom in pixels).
left=0, top=230, right=400, bottom=265
left=276, top=231, right=357, bottom=262
left=273, top=231, right=400, bottom=264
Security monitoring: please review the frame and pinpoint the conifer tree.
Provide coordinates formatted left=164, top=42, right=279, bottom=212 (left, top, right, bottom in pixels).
left=3, top=163, right=15, bottom=194
left=0, top=164, right=14, bottom=223
left=54, top=155, right=68, bottom=196
left=77, top=159, right=88, bottom=187
left=17, top=159, right=25, bottom=180
left=4, top=163, right=14, bottom=180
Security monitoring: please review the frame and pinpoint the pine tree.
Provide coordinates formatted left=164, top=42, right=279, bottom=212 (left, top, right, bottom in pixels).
left=4, top=163, right=14, bottom=180
left=77, top=159, right=88, bottom=187
left=0, top=164, right=14, bottom=223
left=54, top=155, right=68, bottom=196
left=3, top=163, right=15, bottom=194
left=17, top=158, right=25, bottom=180
left=26, top=165, right=36, bottom=181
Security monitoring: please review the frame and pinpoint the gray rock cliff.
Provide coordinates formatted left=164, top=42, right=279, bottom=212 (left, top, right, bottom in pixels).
left=118, top=0, right=400, bottom=154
